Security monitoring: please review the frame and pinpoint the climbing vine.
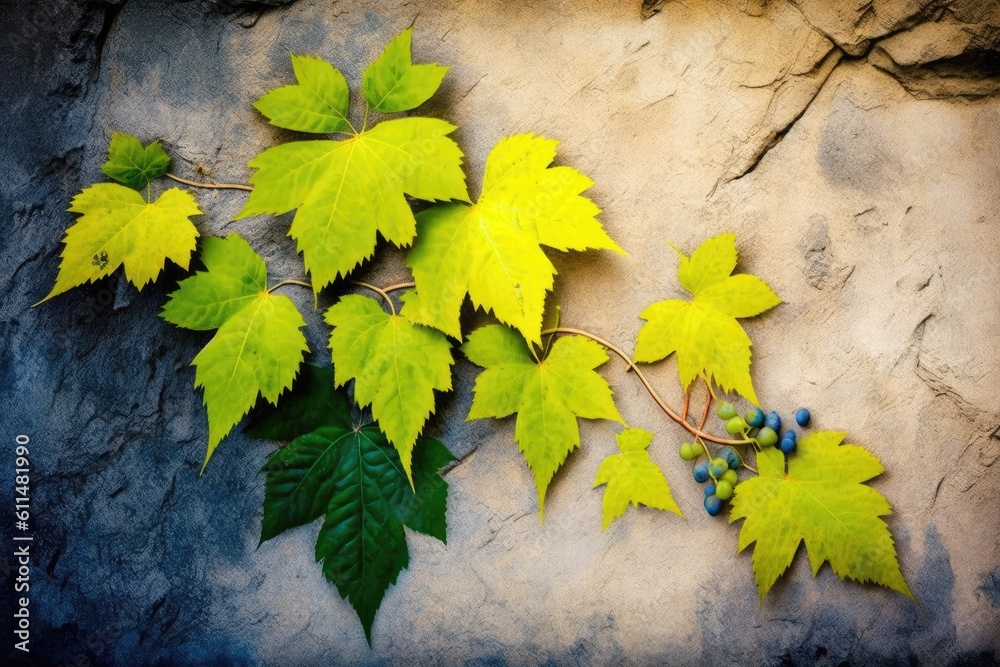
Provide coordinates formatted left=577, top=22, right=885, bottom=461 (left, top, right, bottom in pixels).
left=38, top=28, right=911, bottom=643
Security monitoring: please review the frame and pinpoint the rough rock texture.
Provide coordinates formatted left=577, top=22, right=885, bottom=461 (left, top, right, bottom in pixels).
left=2, top=0, right=999, bottom=664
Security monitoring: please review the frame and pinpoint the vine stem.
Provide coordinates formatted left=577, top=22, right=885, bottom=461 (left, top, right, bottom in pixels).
left=166, top=173, right=253, bottom=191
left=350, top=281, right=397, bottom=316
left=735, top=449, right=758, bottom=474
left=693, top=386, right=758, bottom=472
left=267, top=279, right=312, bottom=293
left=698, top=389, right=712, bottom=430
left=540, top=327, right=753, bottom=447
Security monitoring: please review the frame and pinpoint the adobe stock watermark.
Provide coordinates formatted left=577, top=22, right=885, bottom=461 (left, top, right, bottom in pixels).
left=12, top=434, right=32, bottom=654
left=5, top=1, right=75, bottom=55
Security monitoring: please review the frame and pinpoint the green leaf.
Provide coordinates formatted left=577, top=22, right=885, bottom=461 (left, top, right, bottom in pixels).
left=463, top=324, right=623, bottom=519
left=261, top=424, right=453, bottom=643
left=363, top=28, right=448, bottom=113
left=404, top=134, right=624, bottom=344
left=634, top=233, right=780, bottom=404
left=325, top=294, right=454, bottom=484
left=594, top=428, right=682, bottom=530
left=162, top=234, right=309, bottom=469
left=253, top=54, right=352, bottom=134
left=39, top=183, right=201, bottom=304
left=239, top=124, right=466, bottom=291
left=238, top=43, right=468, bottom=295
left=245, top=364, right=353, bottom=440
left=729, top=431, right=912, bottom=600
left=100, top=132, right=171, bottom=190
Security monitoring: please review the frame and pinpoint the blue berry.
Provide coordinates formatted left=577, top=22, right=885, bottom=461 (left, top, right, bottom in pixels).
left=705, top=482, right=716, bottom=497
left=795, top=408, right=811, bottom=427
left=719, top=447, right=741, bottom=471
left=764, top=411, right=781, bottom=431
left=693, top=461, right=710, bottom=483
left=745, top=407, right=765, bottom=428
left=782, top=430, right=797, bottom=444
left=705, top=495, right=724, bottom=516
left=780, top=437, right=797, bottom=454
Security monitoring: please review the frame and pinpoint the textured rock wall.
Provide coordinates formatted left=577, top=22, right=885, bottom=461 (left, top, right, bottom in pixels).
left=2, top=0, right=999, bottom=664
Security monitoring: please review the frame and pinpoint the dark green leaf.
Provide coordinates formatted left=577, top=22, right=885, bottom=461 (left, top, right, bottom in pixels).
left=245, top=364, right=352, bottom=440
left=258, top=427, right=355, bottom=543
left=260, top=424, right=452, bottom=643
left=390, top=437, right=453, bottom=542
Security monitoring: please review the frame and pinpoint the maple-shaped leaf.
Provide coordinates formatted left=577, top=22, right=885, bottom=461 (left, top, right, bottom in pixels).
left=363, top=28, right=448, bottom=113
left=257, top=418, right=453, bottom=643
left=244, top=364, right=352, bottom=441
left=594, top=428, right=682, bottom=530
left=39, top=183, right=201, bottom=304
left=100, top=132, right=171, bottom=190
left=325, top=294, right=454, bottom=485
left=634, top=233, right=780, bottom=404
left=253, top=54, right=351, bottom=134
left=403, top=133, right=624, bottom=344
left=463, top=324, right=623, bottom=518
left=162, top=233, right=308, bottom=469
left=236, top=30, right=468, bottom=294
left=730, top=431, right=912, bottom=600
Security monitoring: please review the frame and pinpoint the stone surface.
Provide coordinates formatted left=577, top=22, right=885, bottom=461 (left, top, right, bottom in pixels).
left=2, top=0, right=999, bottom=664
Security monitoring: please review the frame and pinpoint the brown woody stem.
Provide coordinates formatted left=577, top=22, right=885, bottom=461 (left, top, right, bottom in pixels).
left=350, top=281, right=397, bottom=316
left=165, top=173, right=253, bottom=191
left=539, top=327, right=754, bottom=446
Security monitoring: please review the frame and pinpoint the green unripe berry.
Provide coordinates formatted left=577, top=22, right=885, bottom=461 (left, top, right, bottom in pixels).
left=721, top=469, right=738, bottom=486
left=756, top=426, right=778, bottom=447
left=715, top=480, right=734, bottom=500
left=679, top=443, right=697, bottom=461
left=725, top=416, right=746, bottom=434
left=717, top=403, right=737, bottom=420
left=709, top=457, right=729, bottom=478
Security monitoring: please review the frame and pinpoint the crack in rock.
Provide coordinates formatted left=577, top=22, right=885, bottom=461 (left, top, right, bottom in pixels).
left=797, top=214, right=856, bottom=290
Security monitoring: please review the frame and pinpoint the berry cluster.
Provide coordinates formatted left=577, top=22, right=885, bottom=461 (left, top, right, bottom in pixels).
left=679, top=440, right=742, bottom=517
left=678, top=403, right=814, bottom=516
left=718, top=403, right=811, bottom=454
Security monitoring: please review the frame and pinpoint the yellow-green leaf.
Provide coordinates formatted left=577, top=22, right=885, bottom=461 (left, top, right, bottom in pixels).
left=39, top=183, right=200, bottom=303
left=324, top=294, right=454, bottom=483
left=729, top=431, right=912, bottom=600
left=634, top=233, right=780, bottom=404
left=162, top=234, right=309, bottom=469
left=363, top=28, right=448, bottom=113
left=238, top=112, right=467, bottom=293
left=404, top=134, right=624, bottom=343
left=160, top=230, right=266, bottom=330
left=463, top=325, right=623, bottom=519
left=594, top=428, right=682, bottom=530
left=253, top=54, right=352, bottom=134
